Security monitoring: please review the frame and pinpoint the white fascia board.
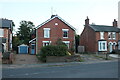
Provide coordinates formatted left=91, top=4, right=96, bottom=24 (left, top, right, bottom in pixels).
left=36, top=16, right=57, bottom=29
left=57, top=16, right=76, bottom=31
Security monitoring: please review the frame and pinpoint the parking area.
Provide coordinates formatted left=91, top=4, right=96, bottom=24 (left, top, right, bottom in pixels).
left=13, top=54, right=40, bottom=64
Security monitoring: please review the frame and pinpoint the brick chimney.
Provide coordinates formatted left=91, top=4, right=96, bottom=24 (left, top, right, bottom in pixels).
left=113, top=19, right=117, bottom=27
left=85, top=16, right=89, bottom=26
left=51, top=15, right=57, bottom=18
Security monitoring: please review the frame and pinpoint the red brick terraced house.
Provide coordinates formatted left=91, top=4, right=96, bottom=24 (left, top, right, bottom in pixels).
left=0, top=18, right=13, bottom=53
left=32, top=15, right=76, bottom=54
left=80, top=17, right=120, bottom=53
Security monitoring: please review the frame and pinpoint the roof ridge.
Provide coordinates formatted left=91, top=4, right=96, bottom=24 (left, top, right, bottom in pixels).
left=90, top=24, right=112, bottom=27
left=35, top=15, right=76, bottom=30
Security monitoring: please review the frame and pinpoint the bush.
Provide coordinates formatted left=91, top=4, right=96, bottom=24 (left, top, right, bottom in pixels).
left=2, top=52, right=10, bottom=59
left=38, top=45, right=68, bottom=62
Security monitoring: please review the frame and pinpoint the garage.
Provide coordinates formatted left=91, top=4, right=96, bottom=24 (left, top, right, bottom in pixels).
left=18, top=44, right=28, bottom=54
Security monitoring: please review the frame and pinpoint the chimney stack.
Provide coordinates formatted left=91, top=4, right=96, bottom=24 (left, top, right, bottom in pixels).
left=85, top=16, right=89, bottom=26
left=113, top=19, right=117, bottom=27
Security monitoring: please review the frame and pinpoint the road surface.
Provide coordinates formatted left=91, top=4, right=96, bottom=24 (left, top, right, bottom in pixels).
left=2, top=61, right=119, bottom=78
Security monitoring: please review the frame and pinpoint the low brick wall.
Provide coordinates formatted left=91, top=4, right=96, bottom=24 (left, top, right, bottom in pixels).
left=2, top=52, right=15, bottom=64
left=46, top=55, right=81, bottom=63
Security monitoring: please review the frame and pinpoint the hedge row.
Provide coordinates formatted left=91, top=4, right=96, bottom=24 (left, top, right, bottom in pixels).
left=37, top=45, right=68, bottom=62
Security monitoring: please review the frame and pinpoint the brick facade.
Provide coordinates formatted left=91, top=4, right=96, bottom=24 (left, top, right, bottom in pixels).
left=0, top=19, right=13, bottom=52
left=36, top=15, right=75, bottom=54
left=80, top=17, right=120, bottom=53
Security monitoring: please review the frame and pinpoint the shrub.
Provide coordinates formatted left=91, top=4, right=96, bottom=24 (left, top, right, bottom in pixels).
left=38, top=45, right=68, bottom=62
left=2, top=52, right=10, bottom=59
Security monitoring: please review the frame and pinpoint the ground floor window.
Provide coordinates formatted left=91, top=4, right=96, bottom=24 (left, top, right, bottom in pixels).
left=98, top=41, right=107, bottom=51
left=63, top=41, right=70, bottom=49
left=42, top=41, right=51, bottom=46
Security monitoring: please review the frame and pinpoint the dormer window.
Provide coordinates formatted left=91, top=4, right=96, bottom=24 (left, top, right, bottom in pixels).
left=100, top=32, right=104, bottom=39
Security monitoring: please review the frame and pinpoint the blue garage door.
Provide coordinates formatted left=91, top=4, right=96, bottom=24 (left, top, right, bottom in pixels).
left=19, top=46, right=28, bottom=54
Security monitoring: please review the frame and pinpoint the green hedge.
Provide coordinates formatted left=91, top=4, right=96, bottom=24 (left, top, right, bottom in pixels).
left=38, top=45, right=68, bottom=62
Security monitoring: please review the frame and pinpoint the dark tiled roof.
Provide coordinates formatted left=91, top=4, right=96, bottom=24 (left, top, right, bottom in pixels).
left=90, top=24, right=120, bottom=32
left=0, top=19, right=12, bottom=29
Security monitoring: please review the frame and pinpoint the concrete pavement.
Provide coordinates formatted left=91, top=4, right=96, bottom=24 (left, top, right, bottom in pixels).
left=2, top=53, right=118, bottom=68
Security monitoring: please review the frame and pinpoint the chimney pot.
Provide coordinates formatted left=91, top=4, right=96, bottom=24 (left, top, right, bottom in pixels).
left=85, top=16, right=89, bottom=26
left=113, top=19, right=117, bottom=27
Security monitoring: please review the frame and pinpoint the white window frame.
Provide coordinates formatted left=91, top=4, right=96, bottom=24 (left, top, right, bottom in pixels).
left=112, top=32, right=116, bottom=40
left=98, top=41, right=107, bottom=51
left=42, top=41, right=51, bottom=46
left=0, top=29, right=4, bottom=37
left=108, top=32, right=112, bottom=40
left=43, top=28, right=50, bottom=38
left=118, top=41, right=120, bottom=50
left=62, top=29, right=69, bottom=38
left=100, top=32, right=104, bottom=39
left=63, top=41, right=70, bottom=49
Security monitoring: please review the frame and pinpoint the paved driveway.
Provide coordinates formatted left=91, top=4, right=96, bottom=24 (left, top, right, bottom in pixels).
left=13, top=54, right=40, bottom=64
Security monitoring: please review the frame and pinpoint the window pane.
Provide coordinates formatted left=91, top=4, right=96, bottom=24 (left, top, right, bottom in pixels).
left=112, top=32, right=116, bottom=39
left=31, top=45, right=35, bottom=49
left=44, top=30, right=50, bottom=38
left=63, top=31, right=68, bottom=37
left=103, top=43, right=105, bottom=50
left=100, top=42, right=102, bottom=50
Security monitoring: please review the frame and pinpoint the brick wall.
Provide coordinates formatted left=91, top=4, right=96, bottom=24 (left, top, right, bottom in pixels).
left=36, top=17, right=75, bottom=54
left=80, top=26, right=96, bottom=52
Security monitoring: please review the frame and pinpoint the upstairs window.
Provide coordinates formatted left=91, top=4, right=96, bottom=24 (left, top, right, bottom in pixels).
left=43, top=28, right=50, bottom=38
left=112, top=32, right=116, bottom=40
left=108, top=32, right=112, bottom=39
left=0, top=29, right=4, bottom=37
left=62, top=29, right=69, bottom=38
left=100, top=32, right=104, bottom=39
left=108, top=32, right=116, bottom=40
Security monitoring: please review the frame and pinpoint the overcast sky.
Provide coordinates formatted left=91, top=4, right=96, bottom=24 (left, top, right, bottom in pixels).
left=0, top=0, right=119, bottom=34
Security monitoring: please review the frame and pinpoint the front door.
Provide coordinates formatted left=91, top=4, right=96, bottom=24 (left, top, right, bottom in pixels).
left=118, top=42, right=120, bottom=50
left=109, top=43, right=113, bottom=52
left=31, top=44, right=35, bottom=54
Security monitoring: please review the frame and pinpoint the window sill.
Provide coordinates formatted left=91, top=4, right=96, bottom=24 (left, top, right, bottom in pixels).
left=63, top=37, right=68, bottom=38
left=44, top=37, right=50, bottom=38
left=98, top=50, right=107, bottom=52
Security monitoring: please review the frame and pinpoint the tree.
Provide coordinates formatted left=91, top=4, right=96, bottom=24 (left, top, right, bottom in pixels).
left=16, top=20, right=35, bottom=45
left=75, top=35, right=80, bottom=53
